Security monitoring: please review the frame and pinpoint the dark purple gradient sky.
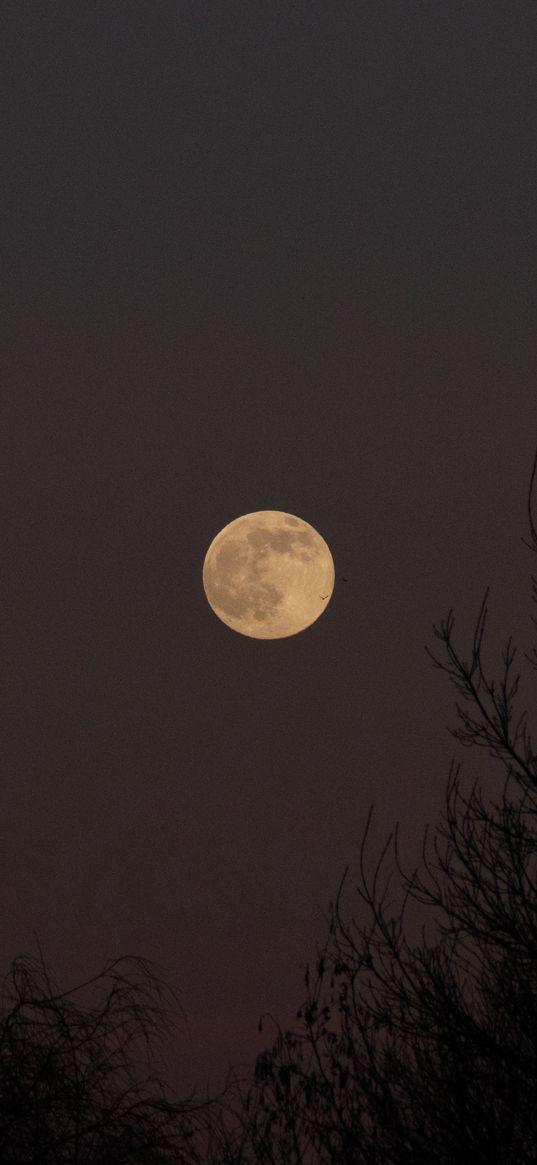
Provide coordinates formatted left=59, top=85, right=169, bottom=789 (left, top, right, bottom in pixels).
left=3, top=1, right=537, bottom=1096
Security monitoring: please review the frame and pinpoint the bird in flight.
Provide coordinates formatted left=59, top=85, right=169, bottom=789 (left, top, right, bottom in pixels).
left=320, top=594, right=328, bottom=600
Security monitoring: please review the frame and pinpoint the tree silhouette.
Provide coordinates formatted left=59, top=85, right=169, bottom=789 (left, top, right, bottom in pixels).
left=200, top=446, right=537, bottom=1163
left=0, top=943, right=227, bottom=1164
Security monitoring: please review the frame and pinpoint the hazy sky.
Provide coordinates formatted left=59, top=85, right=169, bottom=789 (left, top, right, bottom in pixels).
left=3, top=1, right=537, bottom=1096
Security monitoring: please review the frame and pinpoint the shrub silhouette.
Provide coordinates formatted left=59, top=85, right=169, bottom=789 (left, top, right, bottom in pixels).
left=0, top=946, right=226, bottom=1163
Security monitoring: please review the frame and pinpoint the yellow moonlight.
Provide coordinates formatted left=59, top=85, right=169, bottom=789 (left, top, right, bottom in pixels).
left=202, top=511, right=335, bottom=639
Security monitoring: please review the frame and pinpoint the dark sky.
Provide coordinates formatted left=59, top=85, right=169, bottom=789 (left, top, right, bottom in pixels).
left=3, top=1, right=537, bottom=1097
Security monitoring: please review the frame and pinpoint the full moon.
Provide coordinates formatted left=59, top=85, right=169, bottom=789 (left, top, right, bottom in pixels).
left=202, top=511, right=335, bottom=639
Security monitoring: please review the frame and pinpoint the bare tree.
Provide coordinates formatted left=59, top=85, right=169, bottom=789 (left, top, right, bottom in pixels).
left=212, top=447, right=537, bottom=1163
left=0, top=942, right=228, bottom=1164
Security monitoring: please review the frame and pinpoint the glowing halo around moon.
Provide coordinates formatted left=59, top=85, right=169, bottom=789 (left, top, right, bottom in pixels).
left=202, top=510, right=335, bottom=639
